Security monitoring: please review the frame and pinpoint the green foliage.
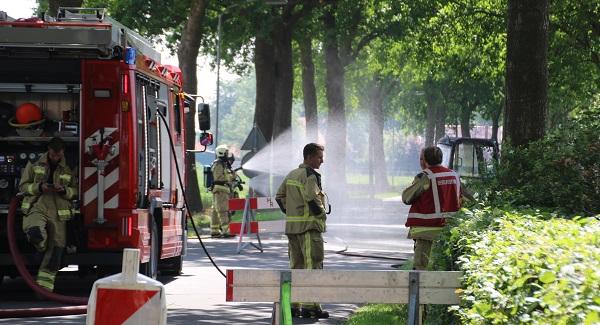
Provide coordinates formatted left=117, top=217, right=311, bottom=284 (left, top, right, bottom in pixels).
left=486, top=102, right=600, bottom=215
left=217, top=73, right=256, bottom=148
left=344, top=262, right=412, bottom=325
left=345, top=304, right=407, bottom=325
left=349, top=207, right=600, bottom=325
left=380, top=0, right=506, bottom=136
left=36, top=0, right=49, bottom=16
left=548, top=1, right=600, bottom=127
left=83, top=0, right=191, bottom=50
left=435, top=208, right=600, bottom=324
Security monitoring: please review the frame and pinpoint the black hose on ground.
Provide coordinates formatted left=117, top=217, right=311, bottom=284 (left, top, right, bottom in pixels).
left=0, top=197, right=88, bottom=318
left=335, top=248, right=409, bottom=261
left=157, top=110, right=226, bottom=278
left=333, top=237, right=408, bottom=263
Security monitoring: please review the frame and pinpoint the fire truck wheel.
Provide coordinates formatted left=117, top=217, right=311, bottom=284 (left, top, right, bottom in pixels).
left=77, top=265, right=94, bottom=278
left=159, top=255, right=182, bottom=276
left=97, top=265, right=119, bottom=278
left=141, top=219, right=158, bottom=279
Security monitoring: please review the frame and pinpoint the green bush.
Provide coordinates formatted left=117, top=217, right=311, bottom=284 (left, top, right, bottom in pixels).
left=425, top=205, right=507, bottom=324
left=434, top=208, right=600, bottom=324
left=344, top=304, right=408, bottom=325
left=484, top=97, right=600, bottom=215
left=417, top=100, right=600, bottom=324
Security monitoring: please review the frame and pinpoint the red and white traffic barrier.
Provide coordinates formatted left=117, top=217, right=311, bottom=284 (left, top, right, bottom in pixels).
left=229, top=197, right=280, bottom=236
left=86, top=249, right=166, bottom=325
left=228, top=197, right=279, bottom=211
left=228, top=196, right=282, bottom=253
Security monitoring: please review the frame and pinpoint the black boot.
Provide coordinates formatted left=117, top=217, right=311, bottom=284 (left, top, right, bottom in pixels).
left=290, top=307, right=302, bottom=318
left=301, top=308, right=329, bottom=319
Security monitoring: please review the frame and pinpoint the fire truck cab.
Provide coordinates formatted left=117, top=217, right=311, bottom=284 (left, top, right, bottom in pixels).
left=0, top=8, right=194, bottom=281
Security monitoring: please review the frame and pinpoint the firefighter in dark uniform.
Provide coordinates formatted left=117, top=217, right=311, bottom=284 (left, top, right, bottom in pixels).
left=20, top=137, right=78, bottom=292
left=210, top=145, right=235, bottom=238
left=276, top=143, right=329, bottom=319
left=402, top=146, right=462, bottom=270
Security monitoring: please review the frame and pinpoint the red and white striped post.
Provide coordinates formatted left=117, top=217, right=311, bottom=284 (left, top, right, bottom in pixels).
left=86, top=249, right=166, bottom=325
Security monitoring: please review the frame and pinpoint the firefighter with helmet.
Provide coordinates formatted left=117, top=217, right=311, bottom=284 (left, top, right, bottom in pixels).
left=210, top=145, right=235, bottom=238
left=19, top=137, right=78, bottom=292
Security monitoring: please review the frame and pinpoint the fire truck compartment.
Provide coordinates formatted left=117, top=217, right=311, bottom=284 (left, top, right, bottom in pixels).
left=0, top=59, right=90, bottom=271
left=0, top=75, right=81, bottom=209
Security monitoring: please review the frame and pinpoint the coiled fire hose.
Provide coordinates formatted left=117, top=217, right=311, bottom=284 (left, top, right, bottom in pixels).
left=0, top=197, right=87, bottom=318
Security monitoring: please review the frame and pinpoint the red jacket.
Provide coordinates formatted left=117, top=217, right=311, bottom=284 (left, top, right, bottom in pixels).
left=405, top=166, right=461, bottom=227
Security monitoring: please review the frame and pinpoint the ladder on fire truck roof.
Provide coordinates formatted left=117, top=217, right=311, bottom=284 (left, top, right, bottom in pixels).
left=0, top=7, right=160, bottom=62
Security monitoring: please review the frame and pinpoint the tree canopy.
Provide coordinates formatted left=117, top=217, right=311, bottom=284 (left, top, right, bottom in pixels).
left=36, top=0, right=599, bottom=199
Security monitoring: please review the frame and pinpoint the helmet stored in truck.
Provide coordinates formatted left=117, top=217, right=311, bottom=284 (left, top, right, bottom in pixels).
left=16, top=102, right=43, bottom=124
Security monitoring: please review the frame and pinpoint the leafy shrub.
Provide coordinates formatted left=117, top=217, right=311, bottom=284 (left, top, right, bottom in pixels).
left=432, top=208, right=600, bottom=324
left=427, top=205, right=507, bottom=324
left=484, top=96, right=600, bottom=215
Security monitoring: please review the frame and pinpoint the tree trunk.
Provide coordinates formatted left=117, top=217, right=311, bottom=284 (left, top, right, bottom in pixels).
left=434, top=100, right=447, bottom=143
left=424, top=81, right=437, bottom=146
left=369, top=77, right=389, bottom=191
left=323, top=9, right=347, bottom=190
left=255, top=3, right=314, bottom=143
left=254, top=35, right=277, bottom=142
left=460, top=104, right=472, bottom=138
left=504, top=0, right=548, bottom=147
left=299, top=37, right=318, bottom=142
left=492, top=101, right=502, bottom=141
left=177, top=0, right=208, bottom=213
left=49, top=0, right=82, bottom=17
left=271, top=23, right=294, bottom=141
left=436, top=85, right=452, bottom=142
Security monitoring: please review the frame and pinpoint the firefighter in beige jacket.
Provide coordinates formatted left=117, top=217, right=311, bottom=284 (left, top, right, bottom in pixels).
left=276, top=143, right=329, bottom=319
left=210, top=145, right=234, bottom=238
left=19, top=137, right=78, bottom=292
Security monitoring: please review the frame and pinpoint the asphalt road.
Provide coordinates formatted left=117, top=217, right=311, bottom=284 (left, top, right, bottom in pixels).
left=0, top=200, right=413, bottom=324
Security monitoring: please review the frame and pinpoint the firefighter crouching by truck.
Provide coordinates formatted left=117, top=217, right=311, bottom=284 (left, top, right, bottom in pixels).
left=275, top=143, right=330, bottom=319
left=19, top=137, right=78, bottom=292
left=210, top=145, right=235, bottom=238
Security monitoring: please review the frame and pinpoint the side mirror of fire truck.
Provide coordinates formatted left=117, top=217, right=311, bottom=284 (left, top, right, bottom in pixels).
left=197, top=103, right=210, bottom=131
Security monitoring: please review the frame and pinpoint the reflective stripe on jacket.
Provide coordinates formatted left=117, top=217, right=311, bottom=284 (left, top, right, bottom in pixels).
left=404, top=166, right=460, bottom=227
left=276, top=164, right=326, bottom=234
left=18, top=153, right=78, bottom=220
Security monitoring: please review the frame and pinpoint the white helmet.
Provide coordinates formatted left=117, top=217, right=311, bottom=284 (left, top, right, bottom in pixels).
left=216, top=145, right=229, bottom=158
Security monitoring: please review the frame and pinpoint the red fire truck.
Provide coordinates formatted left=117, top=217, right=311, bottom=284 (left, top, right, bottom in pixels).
left=0, top=8, right=203, bottom=283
